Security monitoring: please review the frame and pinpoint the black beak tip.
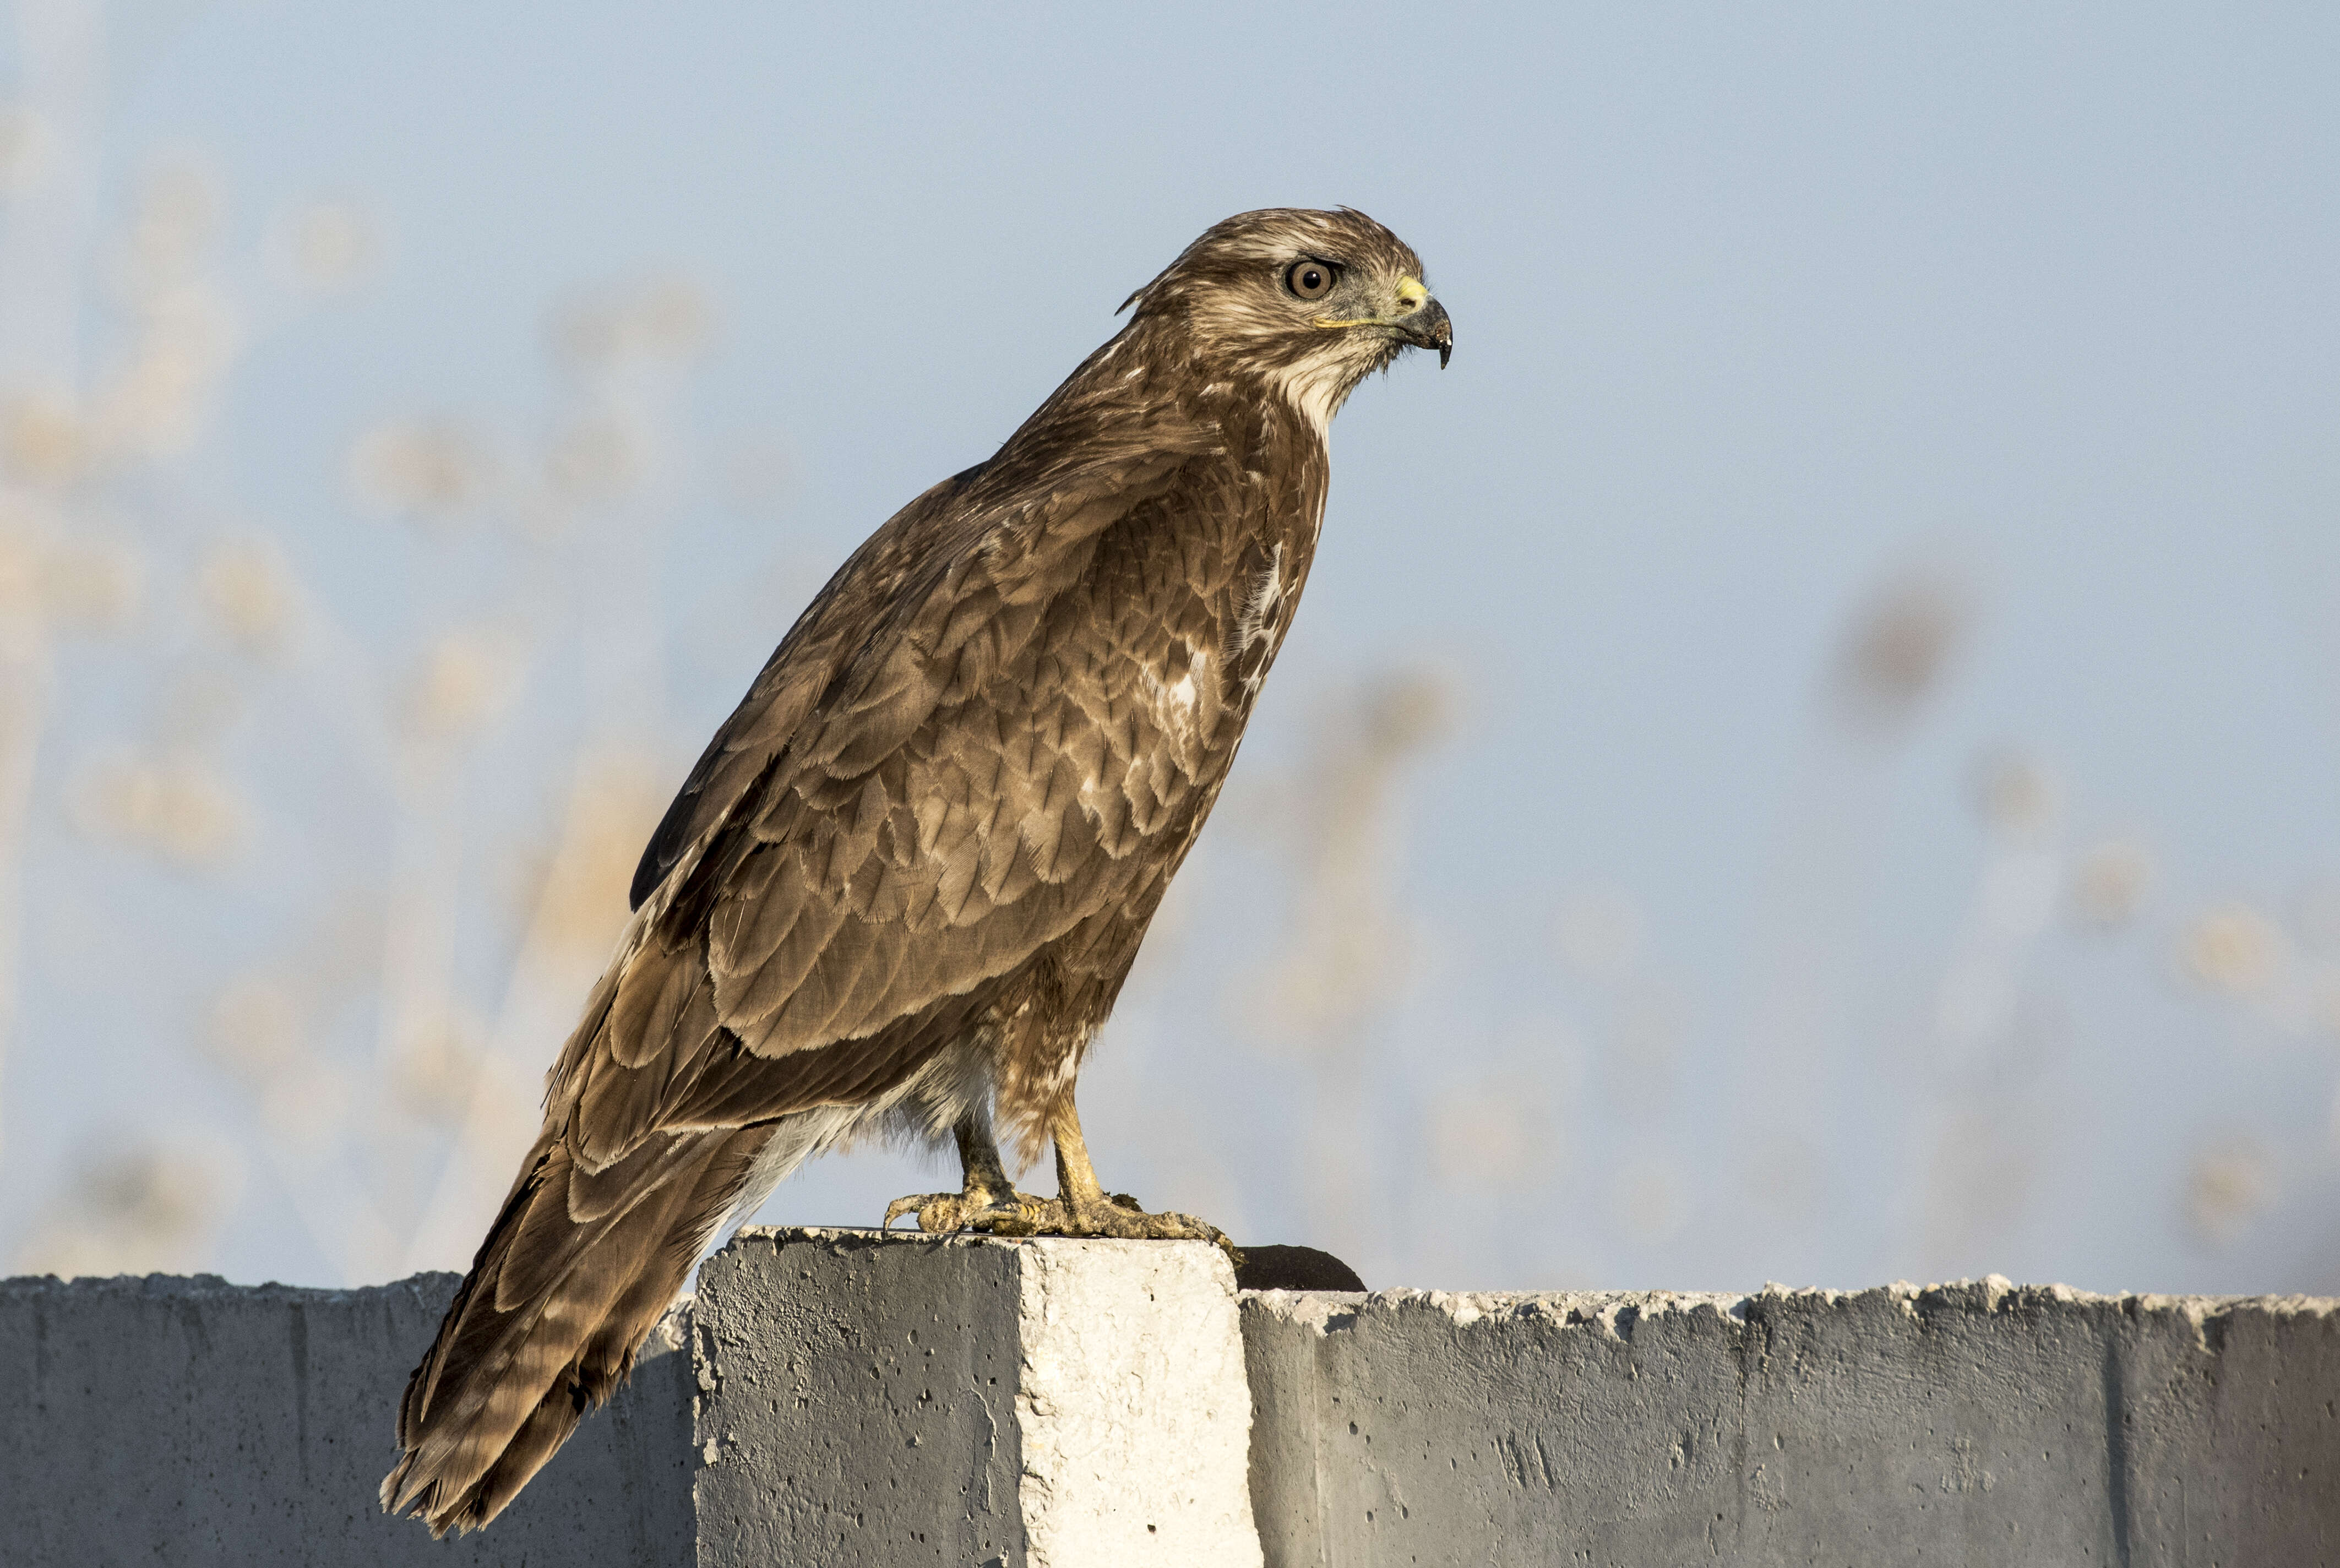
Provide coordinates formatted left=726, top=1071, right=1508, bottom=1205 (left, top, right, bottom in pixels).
left=1421, top=298, right=1453, bottom=369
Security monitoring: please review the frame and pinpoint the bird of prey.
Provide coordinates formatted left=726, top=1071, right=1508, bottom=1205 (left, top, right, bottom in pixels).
left=382, top=206, right=1451, bottom=1534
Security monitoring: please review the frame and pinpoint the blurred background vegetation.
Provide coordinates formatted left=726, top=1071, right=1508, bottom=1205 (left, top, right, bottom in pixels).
left=2, top=2, right=2337, bottom=1295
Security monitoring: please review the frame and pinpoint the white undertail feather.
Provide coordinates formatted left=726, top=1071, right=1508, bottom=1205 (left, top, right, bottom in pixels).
left=725, top=1026, right=1000, bottom=1230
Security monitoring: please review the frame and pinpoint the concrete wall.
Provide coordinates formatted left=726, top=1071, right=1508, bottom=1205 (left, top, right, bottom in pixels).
left=1242, top=1278, right=2340, bottom=1567
left=6, top=1239, right=2337, bottom=1566
left=1, top=1270, right=690, bottom=1568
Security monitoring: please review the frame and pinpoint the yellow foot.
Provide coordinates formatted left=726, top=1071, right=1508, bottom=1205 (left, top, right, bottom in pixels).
left=989, top=1193, right=1242, bottom=1266
left=881, top=1186, right=1053, bottom=1235
left=884, top=1186, right=1241, bottom=1266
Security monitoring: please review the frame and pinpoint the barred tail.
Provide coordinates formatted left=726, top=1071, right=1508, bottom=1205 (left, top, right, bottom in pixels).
left=380, top=1124, right=771, bottom=1536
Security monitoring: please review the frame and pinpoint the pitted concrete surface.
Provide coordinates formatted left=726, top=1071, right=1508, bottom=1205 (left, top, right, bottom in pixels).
left=7, top=1249, right=2334, bottom=1567
left=692, top=1226, right=1260, bottom=1568
left=1240, top=1277, right=2340, bottom=1567
left=0, top=1269, right=691, bottom=1567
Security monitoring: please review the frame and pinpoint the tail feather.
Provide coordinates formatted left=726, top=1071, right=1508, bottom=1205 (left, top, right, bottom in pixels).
left=382, top=1123, right=771, bottom=1536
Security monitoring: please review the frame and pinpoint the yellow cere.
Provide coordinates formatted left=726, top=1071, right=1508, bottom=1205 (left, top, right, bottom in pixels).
left=1314, top=275, right=1432, bottom=331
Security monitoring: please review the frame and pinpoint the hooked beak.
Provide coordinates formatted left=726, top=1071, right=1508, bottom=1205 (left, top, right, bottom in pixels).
left=1401, top=296, right=1454, bottom=369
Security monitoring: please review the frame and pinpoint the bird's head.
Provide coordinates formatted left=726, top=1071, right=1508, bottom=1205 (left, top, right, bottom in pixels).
left=1119, top=207, right=1451, bottom=431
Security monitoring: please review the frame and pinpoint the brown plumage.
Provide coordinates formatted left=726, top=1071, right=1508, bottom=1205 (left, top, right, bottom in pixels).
left=383, top=206, right=1450, bottom=1534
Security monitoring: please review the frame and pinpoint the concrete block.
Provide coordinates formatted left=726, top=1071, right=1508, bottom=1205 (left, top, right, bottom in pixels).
left=15, top=1244, right=2332, bottom=1567
left=0, top=1270, right=691, bottom=1568
left=1240, top=1278, right=2340, bottom=1567
left=692, top=1226, right=1260, bottom=1568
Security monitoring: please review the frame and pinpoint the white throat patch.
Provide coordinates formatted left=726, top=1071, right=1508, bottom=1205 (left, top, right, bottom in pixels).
left=1268, top=357, right=1354, bottom=440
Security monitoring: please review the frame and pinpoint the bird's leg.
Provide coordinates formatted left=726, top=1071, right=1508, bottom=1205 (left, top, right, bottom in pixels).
left=1022, top=1095, right=1240, bottom=1261
left=881, top=1112, right=1050, bottom=1234
left=1048, top=1095, right=1126, bottom=1215
left=881, top=1099, right=1238, bottom=1262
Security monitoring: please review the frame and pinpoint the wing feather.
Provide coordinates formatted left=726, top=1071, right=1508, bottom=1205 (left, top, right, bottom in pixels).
left=522, top=386, right=1233, bottom=1227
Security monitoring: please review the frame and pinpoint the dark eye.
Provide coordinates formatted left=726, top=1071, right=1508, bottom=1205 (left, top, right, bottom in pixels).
left=1285, top=259, right=1336, bottom=301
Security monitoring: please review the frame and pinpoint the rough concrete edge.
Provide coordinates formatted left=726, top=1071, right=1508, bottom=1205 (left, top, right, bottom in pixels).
left=19, top=1258, right=2330, bottom=1340
left=1238, top=1276, right=2340, bottom=1346
left=0, top=1270, right=463, bottom=1304
left=2, top=1271, right=697, bottom=1370
left=723, top=1223, right=1033, bottom=1258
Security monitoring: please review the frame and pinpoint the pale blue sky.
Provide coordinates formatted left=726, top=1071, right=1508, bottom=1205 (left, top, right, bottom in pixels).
left=6, top=3, right=2339, bottom=1294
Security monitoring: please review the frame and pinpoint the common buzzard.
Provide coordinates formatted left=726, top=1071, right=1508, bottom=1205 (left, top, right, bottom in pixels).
left=383, top=206, right=1450, bottom=1534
